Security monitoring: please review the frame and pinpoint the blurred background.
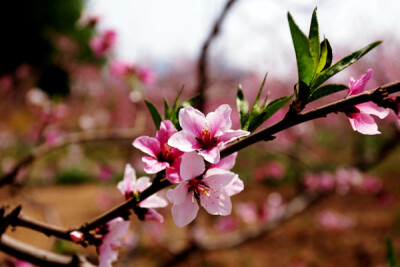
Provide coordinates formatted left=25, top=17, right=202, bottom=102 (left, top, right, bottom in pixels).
left=0, top=0, right=399, bottom=266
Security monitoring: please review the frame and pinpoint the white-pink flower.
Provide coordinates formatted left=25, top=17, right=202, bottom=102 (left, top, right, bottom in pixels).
left=133, top=120, right=184, bottom=183
left=168, top=105, right=250, bottom=164
left=166, top=152, right=243, bottom=227
left=98, top=217, right=130, bottom=267
left=90, top=29, right=116, bottom=58
left=345, top=69, right=389, bottom=135
left=117, top=164, right=167, bottom=222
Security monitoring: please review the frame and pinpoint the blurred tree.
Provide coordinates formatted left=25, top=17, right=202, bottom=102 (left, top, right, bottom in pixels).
left=0, top=0, right=98, bottom=97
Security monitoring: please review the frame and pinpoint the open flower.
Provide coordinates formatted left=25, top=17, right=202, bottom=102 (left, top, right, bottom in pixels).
left=133, top=120, right=183, bottom=183
left=90, top=29, right=116, bottom=58
left=168, top=105, right=249, bottom=164
left=117, top=164, right=167, bottom=222
left=345, top=69, right=389, bottom=135
left=98, top=217, right=130, bottom=267
left=166, top=152, right=243, bottom=227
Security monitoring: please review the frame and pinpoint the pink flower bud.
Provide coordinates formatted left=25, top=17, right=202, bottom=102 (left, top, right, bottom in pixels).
left=144, top=209, right=164, bottom=223
left=70, top=231, right=84, bottom=243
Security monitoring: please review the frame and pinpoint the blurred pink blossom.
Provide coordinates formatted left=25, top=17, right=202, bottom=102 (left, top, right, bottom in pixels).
left=255, top=161, right=285, bottom=181
left=110, top=60, right=135, bottom=78
left=317, top=210, right=354, bottom=231
left=90, top=29, right=117, bottom=58
left=138, top=67, right=156, bottom=85
left=214, top=216, right=240, bottom=233
left=261, top=192, right=285, bottom=222
left=235, top=202, right=258, bottom=223
left=98, top=165, right=113, bottom=181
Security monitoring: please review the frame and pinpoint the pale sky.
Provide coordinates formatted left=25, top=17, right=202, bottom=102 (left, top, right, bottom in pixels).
left=85, top=0, right=400, bottom=77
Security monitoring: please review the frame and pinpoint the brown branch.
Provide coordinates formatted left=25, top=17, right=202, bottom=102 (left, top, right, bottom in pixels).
left=0, top=127, right=141, bottom=187
left=0, top=234, right=95, bottom=267
left=196, top=0, right=238, bottom=110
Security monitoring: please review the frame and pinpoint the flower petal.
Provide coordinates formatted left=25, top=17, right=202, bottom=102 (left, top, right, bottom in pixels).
left=133, top=136, right=160, bottom=158
left=198, top=146, right=220, bottom=164
left=135, top=177, right=151, bottom=192
left=142, top=157, right=169, bottom=174
left=170, top=192, right=199, bottom=227
left=211, top=152, right=237, bottom=171
left=200, top=187, right=232, bottom=216
left=219, top=129, right=250, bottom=143
left=168, top=131, right=200, bottom=152
left=179, top=106, right=206, bottom=134
left=348, top=69, right=372, bottom=96
left=203, top=168, right=236, bottom=187
left=356, top=102, right=389, bottom=119
left=166, top=183, right=188, bottom=205
left=351, top=113, right=381, bottom=135
left=156, top=120, right=178, bottom=145
left=117, top=164, right=136, bottom=196
left=206, top=104, right=232, bottom=136
left=140, top=195, right=168, bottom=208
left=180, top=152, right=205, bottom=180
left=225, top=174, right=244, bottom=196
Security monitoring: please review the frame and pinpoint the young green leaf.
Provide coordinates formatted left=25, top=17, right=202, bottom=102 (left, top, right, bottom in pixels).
left=316, top=39, right=328, bottom=74
left=309, top=7, right=320, bottom=72
left=180, top=94, right=200, bottom=109
left=164, top=98, right=171, bottom=120
left=144, top=100, right=162, bottom=129
left=288, top=12, right=315, bottom=85
left=236, top=84, right=249, bottom=129
left=385, top=238, right=398, bottom=267
left=307, top=84, right=348, bottom=103
left=172, top=85, right=184, bottom=111
left=311, top=41, right=381, bottom=90
left=248, top=94, right=293, bottom=132
left=251, top=73, right=268, bottom=114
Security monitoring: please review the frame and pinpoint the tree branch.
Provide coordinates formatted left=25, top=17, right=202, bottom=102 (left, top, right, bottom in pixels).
left=196, top=0, right=238, bottom=110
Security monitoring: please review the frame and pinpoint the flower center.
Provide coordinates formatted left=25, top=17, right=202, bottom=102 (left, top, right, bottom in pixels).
left=196, top=126, right=219, bottom=150
left=158, top=143, right=174, bottom=164
left=187, top=176, right=212, bottom=201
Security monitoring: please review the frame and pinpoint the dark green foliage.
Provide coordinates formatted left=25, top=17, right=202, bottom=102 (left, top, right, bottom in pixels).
left=386, top=239, right=399, bottom=267
left=55, top=168, right=94, bottom=184
left=236, top=74, right=293, bottom=132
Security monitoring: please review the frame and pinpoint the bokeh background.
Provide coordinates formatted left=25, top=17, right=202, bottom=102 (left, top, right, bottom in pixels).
left=0, top=0, right=400, bottom=266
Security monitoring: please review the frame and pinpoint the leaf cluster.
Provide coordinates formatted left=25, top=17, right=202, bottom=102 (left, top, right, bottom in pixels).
left=145, top=86, right=199, bottom=130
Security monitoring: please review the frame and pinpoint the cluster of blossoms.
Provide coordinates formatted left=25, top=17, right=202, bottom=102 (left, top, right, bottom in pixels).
left=304, top=168, right=382, bottom=195
left=89, top=29, right=117, bottom=58
left=317, top=210, right=354, bottom=231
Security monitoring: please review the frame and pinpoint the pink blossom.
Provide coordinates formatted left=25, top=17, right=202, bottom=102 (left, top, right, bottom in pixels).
left=90, top=29, right=117, bottom=58
left=235, top=202, right=258, bottom=223
left=70, top=231, right=84, bottom=243
left=98, top=217, right=130, bottom=267
left=261, top=192, right=285, bottom=222
left=110, top=60, right=135, bottom=78
left=345, top=69, right=389, bottom=135
left=133, top=120, right=184, bottom=183
left=117, top=164, right=167, bottom=221
left=255, top=161, right=285, bottom=181
left=359, top=175, right=382, bottom=194
left=214, top=216, right=239, bottom=233
left=317, top=210, right=354, bottom=231
left=304, top=172, right=335, bottom=192
left=166, top=152, right=243, bottom=227
left=138, top=67, right=156, bottom=85
left=168, top=104, right=250, bottom=164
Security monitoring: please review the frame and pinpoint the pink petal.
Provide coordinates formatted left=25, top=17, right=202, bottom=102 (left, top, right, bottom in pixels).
left=117, top=164, right=137, bottom=195
left=348, top=69, right=372, bottom=96
left=166, top=165, right=182, bottom=183
left=203, top=168, right=237, bottom=188
left=219, top=129, right=250, bottom=143
left=351, top=113, right=381, bottom=135
left=206, top=104, right=232, bottom=136
left=169, top=188, right=199, bottom=227
left=133, top=136, right=160, bottom=158
left=225, top=175, right=244, bottom=196
left=103, top=218, right=130, bottom=245
left=156, top=120, right=178, bottom=145
left=180, top=152, right=205, bottom=180
left=168, top=131, right=200, bottom=152
left=200, top=188, right=232, bottom=216
left=179, top=106, right=206, bottom=134
left=139, top=195, right=168, bottom=209
left=142, top=157, right=169, bottom=174
left=144, top=209, right=164, bottom=223
left=135, top=177, right=151, bottom=192
left=166, top=183, right=188, bottom=205
left=356, top=102, right=389, bottom=119
left=211, top=152, right=237, bottom=171
left=198, top=146, right=220, bottom=164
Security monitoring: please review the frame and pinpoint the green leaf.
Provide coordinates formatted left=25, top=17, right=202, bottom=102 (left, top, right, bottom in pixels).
left=386, top=238, right=398, bottom=267
left=164, top=98, right=171, bottom=120
left=251, top=73, right=268, bottom=114
left=311, top=41, right=381, bottom=90
left=236, top=84, right=249, bottom=130
left=173, top=85, right=184, bottom=111
left=288, top=12, right=315, bottom=85
left=144, top=100, right=162, bottom=129
left=316, top=39, right=328, bottom=73
left=324, top=39, right=333, bottom=70
left=309, top=7, right=320, bottom=72
left=307, top=84, right=348, bottom=103
left=180, top=94, right=200, bottom=109
left=248, top=94, right=293, bottom=132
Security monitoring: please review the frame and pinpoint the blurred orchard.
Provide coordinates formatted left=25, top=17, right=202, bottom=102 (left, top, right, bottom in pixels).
left=0, top=0, right=400, bottom=266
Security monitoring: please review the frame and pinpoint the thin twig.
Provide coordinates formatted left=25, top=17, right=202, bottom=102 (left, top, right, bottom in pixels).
left=196, top=0, right=238, bottom=110
left=0, top=127, right=141, bottom=187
